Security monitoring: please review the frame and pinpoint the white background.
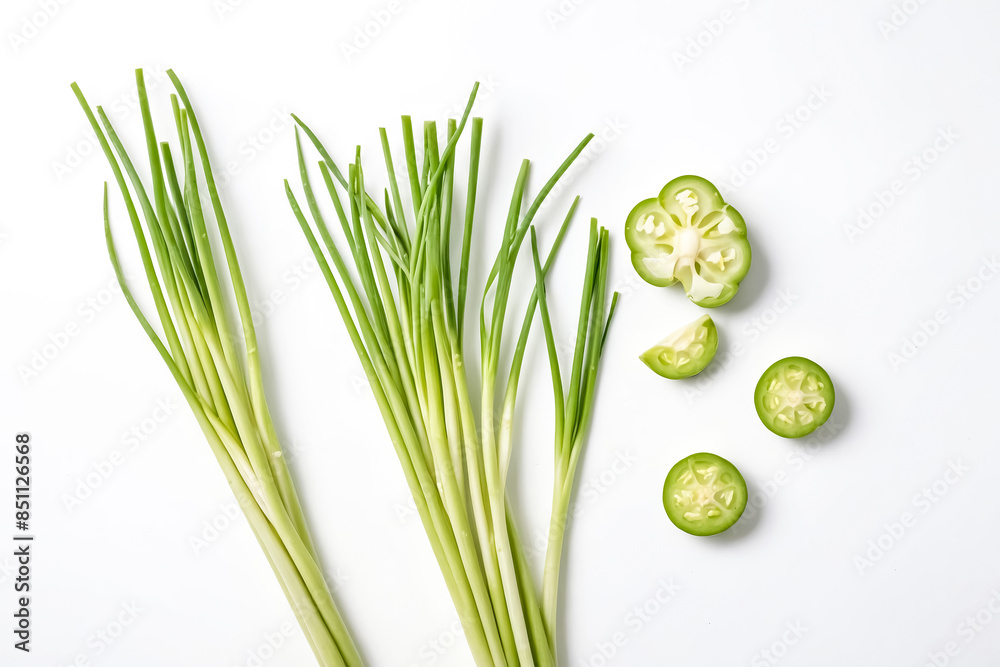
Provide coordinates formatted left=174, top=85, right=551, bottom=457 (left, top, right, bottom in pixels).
left=2, top=0, right=999, bottom=665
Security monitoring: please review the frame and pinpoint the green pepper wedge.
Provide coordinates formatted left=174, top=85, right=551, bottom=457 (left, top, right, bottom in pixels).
left=625, top=175, right=751, bottom=307
left=640, top=314, right=718, bottom=379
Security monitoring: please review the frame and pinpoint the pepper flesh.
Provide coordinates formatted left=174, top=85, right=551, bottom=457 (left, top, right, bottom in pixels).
left=754, top=356, right=835, bottom=438
left=625, top=175, right=751, bottom=307
left=640, top=314, right=718, bottom=379
left=662, top=452, right=748, bottom=536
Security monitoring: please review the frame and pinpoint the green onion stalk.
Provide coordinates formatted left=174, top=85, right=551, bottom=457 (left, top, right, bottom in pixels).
left=286, top=84, right=619, bottom=666
left=74, top=69, right=362, bottom=667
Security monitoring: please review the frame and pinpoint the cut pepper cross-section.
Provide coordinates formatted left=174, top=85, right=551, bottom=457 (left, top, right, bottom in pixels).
left=625, top=175, right=751, bottom=307
left=663, top=452, right=748, bottom=536
left=754, top=356, right=836, bottom=438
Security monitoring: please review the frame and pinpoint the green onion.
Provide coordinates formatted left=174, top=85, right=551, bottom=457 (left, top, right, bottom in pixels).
left=287, top=84, right=619, bottom=665
left=74, top=69, right=362, bottom=667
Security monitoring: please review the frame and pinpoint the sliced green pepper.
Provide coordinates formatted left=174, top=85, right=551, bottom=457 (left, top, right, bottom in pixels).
left=754, top=356, right=835, bottom=438
left=625, top=175, right=751, bottom=307
left=663, top=452, right=748, bottom=536
left=640, top=314, right=718, bottom=379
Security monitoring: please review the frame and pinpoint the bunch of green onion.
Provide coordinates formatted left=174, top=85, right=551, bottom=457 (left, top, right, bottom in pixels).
left=286, top=83, right=619, bottom=666
left=73, top=69, right=362, bottom=667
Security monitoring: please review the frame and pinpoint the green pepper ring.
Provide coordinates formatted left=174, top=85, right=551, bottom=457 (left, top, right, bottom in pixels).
left=625, top=175, right=751, bottom=308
